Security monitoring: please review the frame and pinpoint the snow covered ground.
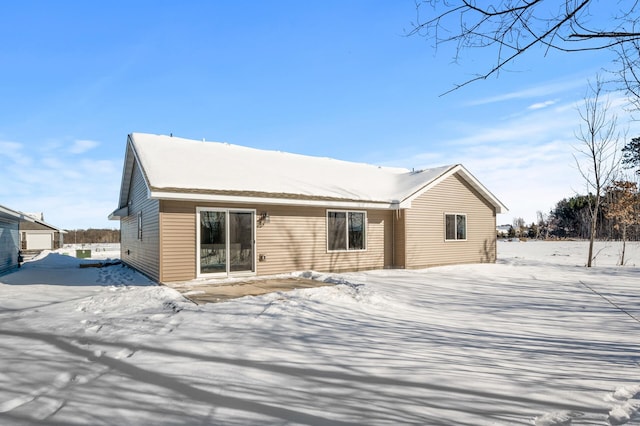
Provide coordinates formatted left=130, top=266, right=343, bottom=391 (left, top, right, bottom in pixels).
left=0, top=241, right=639, bottom=425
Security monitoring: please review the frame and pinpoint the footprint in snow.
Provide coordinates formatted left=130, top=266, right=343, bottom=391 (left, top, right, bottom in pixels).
left=608, top=384, right=640, bottom=425
left=0, top=371, right=74, bottom=419
left=535, top=410, right=583, bottom=426
left=114, top=348, right=135, bottom=359
left=611, top=385, right=640, bottom=401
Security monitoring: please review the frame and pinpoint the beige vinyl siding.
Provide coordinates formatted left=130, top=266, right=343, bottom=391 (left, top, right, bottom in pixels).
left=257, top=206, right=392, bottom=275
left=120, top=160, right=160, bottom=281
left=381, top=210, right=394, bottom=268
left=159, top=201, right=197, bottom=282
left=158, top=201, right=393, bottom=282
left=404, top=173, right=497, bottom=268
left=392, top=210, right=406, bottom=268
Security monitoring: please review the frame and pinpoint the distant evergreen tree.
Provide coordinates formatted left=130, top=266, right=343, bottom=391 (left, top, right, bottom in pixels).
left=549, top=195, right=598, bottom=239
left=621, top=136, right=640, bottom=174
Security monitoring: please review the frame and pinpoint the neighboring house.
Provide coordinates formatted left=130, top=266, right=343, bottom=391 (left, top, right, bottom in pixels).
left=0, top=204, right=33, bottom=276
left=496, top=224, right=512, bottom=237
left=19, top=213, right=67, bottom=251
left=110, top=133, right=508, bottom=283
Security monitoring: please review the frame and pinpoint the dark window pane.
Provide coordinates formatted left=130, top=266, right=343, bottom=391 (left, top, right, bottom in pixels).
left=445, top=214, right=456, bottom=240
left=229, top=212, right=253, bottom=272
left=348, top=212, right=365, bottom=250
left=200, top=211, right=226, bottom=274
left=328, top=212, right=346, bottom=250
left=456, top=215, right=466, bottom=240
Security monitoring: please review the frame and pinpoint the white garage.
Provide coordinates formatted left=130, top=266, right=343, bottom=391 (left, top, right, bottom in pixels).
left=19, top=213, right=66, bottom=252
left=26, top=232, right=53, bottom=250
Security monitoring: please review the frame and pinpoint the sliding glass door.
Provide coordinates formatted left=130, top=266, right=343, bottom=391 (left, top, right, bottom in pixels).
left=229, top=212, right=254, bottom=272
left=199, top=211, right=227, bottom=274
left=198, top=209, right=255, bottom=277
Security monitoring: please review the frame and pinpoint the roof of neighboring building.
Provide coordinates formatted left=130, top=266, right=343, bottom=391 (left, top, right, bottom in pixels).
left=20, top=218, right=68, bottom=233
left=111, top=132, right=507, bottom=218
left=0, top=204, right=34, bottom=223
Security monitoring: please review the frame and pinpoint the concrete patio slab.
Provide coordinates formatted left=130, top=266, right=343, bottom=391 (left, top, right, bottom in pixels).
left=172, top=277, right=333, bottom=304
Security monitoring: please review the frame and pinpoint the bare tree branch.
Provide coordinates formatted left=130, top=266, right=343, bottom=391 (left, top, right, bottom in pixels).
left=410, top=1, right=640, bottom=95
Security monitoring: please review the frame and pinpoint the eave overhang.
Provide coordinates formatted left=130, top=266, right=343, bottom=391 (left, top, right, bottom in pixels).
left=149, top=189, right=400, bottom=210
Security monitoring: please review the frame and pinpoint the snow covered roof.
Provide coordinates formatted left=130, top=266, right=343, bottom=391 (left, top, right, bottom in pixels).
left=0, top=204, right=34, bottom=223
left=26, top=216, right=68, bottom=233
left=112, top=133, right=507, bottom=214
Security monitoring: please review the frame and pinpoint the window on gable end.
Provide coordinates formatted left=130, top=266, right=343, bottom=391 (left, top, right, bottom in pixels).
left=445, top=213, right=466, bottom=241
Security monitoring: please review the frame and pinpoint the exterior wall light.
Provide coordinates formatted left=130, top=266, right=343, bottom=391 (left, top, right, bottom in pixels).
left=258, top=212, right=270, bottom=225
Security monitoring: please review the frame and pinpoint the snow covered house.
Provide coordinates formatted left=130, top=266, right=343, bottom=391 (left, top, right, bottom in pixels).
left=110, top=133, right=508, bottom=283
left=0, top=204, right=33, bottom=276
left=19, top=213, right=67, bottom=251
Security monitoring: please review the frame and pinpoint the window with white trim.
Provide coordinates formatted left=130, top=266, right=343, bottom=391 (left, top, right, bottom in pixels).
left=445, top=213, right=466, bottom=241
left=327, top=210, right=366, bottom=251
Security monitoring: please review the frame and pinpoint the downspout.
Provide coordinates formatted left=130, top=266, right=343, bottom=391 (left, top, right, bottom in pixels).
left=392, top=209, right=395, bottom=268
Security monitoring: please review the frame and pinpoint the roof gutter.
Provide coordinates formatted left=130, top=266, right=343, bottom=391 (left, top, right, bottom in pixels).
left=0, top=205, right=35, bottom=222
left=108, top=206, right=129, bottom=221
left=150, top=190, right=400, bottom=210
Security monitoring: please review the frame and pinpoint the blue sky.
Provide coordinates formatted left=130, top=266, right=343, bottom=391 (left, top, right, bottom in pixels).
left=0, top=1, right=633, bottom=229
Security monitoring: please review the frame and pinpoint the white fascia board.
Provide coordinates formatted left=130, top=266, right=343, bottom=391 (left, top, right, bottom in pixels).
left=120, top=135, right=152, bottom=207
left=454, top=166, right=509, bottom=214
left=0, top=206, right=23, bottom=220
left=150, top=190, right=400, bottom=210
left=0, top=206, right=35, bottom=222
left=398, top=166, right=458, bottom=209
left=398, top=164, right=508, bottom=213
left=117, top=137, right=135, bottom=208
left=108, top=206, right=129, bottom=221
left=32, top=219, right=67, bottom=233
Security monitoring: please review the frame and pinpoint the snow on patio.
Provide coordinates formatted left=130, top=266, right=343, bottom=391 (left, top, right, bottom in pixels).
left=0, top=241, right=639, bottom=425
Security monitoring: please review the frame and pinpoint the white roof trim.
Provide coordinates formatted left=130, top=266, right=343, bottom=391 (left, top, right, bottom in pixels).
left=150, top=191, right=399, bottom=210
left=399, top=164, right=508, bottom=213
left=128, top=137, right=152, bottom=201
left=108, top=206, right=129, bottom=221
left=116, top=136, right=151, bottom=210
left=31, top=218, right=68, bottom=233
left=453, top=165, right=508, bottom=214
left=0, top=205, right=34, bottom=222
left=398, top=165, right=456, bottom=208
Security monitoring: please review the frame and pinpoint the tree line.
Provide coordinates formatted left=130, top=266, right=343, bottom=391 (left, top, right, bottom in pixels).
left=412, top=1, right=640, bottom=267
left=64, top=229, right=120, bottom=244
left=511, top=131, right=640, bottom=242
left=511, top=187, right=640, bottom=241
left=507, top=131, right=640, bottom=265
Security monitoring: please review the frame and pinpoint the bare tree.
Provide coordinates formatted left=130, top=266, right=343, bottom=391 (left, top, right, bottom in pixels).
left=536, top=210, right=549, bottom=239
left=574, top=77, right=622, bottom=266
left=605, top=179, right=639, bottom=265
left=512, top=217, right=525, bottom=237
left=410, top=1, right=640, bottom=94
